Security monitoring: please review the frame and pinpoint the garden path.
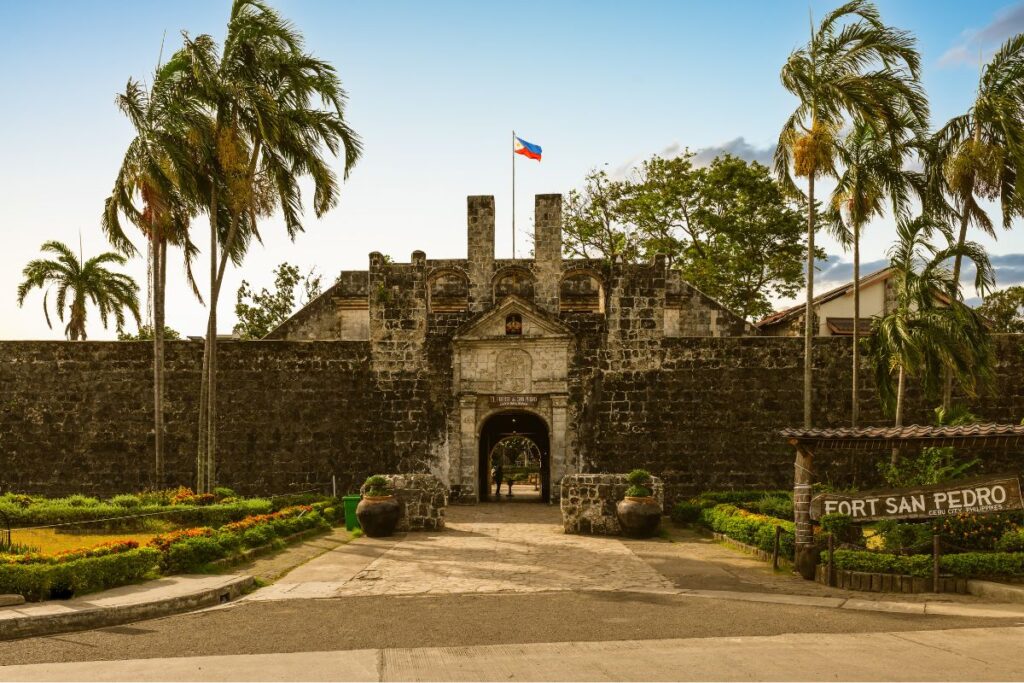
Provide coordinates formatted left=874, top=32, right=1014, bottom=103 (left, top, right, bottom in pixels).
left=246, top=503, right=676, bottom=600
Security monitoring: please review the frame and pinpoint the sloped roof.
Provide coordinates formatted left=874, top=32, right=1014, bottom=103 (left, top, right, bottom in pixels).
left=756, top=267, right=893, bottom=328
left=781, top=423, right=1024, bottom=450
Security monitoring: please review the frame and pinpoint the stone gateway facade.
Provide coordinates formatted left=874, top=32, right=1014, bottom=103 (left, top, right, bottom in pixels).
left=265, top=195, right=756, bottom=502
left=1, top=195, right=1022, bottom=502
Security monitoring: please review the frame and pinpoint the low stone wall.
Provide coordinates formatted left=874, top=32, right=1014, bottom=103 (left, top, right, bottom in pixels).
left=560, top=473, right=664, bottom=536
left=361, top=474, right=446, bottom=531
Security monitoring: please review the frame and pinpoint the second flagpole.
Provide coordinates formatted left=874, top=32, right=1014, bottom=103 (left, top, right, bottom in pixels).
left=511, top=130, right=516, bottom=259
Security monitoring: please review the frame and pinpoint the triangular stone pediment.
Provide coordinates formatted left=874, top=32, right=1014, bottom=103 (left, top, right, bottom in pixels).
left=454, top=296, right=573, bottom=341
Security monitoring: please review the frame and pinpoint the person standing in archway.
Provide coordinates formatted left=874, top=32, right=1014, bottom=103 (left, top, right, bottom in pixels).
left=491, top=461, right=504, bottom=498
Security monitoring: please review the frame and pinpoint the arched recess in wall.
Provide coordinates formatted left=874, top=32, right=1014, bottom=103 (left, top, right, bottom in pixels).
left=559, top=269, right=604, bottom=313
left=492, top=266, right=536, bottom=302
left=426, top=268, right=469, bottom=312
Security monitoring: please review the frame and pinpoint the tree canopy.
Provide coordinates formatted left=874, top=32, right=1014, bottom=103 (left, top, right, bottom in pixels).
left=562, top=153, right=812, bottom=321
left=233, top=262, right=322, bottom=340
left=977, top=285, right=1024, bottom=333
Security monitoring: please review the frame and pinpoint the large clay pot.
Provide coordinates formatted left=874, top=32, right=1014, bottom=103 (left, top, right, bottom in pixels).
left=355, top=495, right=401, bottom=537
left=616, top=496, right=662, bottom=538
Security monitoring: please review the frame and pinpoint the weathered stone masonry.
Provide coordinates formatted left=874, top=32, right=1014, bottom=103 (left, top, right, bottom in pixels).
left=1, top=336, right=1022, bottom=499
left=2, top=194, right=1022, bottom=500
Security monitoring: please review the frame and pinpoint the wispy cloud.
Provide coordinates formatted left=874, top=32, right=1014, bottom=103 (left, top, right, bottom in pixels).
left=611, top=136, right=776, bottom=178
left=940, top=2, right=1024, bottom=66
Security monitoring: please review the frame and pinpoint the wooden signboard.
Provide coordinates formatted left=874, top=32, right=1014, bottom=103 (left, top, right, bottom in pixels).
left=489, top=394, right=539, bottom=408
left=809, top=475, right=1024, bottom=522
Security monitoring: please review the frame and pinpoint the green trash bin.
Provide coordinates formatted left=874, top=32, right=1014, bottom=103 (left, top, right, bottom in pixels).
left=343, top=495, right=362, bottom=531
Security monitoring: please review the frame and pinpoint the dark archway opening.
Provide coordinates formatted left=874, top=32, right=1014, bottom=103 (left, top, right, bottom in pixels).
left=478, top=410, right=550, bottom=503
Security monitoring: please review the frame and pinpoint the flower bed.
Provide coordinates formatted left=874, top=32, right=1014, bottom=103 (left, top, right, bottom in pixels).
left=0, top=500, right=339, bottom=601
left=152, top=505, right=331, bottom=574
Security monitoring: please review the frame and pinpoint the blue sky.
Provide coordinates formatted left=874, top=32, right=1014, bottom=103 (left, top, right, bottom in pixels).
left=2, top=0, right=1023, bottom=338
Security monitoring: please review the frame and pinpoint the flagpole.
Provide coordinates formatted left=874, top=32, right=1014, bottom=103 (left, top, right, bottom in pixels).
left=511, top=130, right=516, bottom=259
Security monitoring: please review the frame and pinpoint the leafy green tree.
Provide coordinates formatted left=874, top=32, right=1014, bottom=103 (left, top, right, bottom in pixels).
left=931, top=35, right=1024, bottom=408
left=175, top=0, right=362, bottom=491
left=624, top=154, right=810, bottom=321
left=864, top=217, right=993, bottom=464
left=17, top=241, right=140, bottom=341
left=563, top=155, right=812, bottom=321
left=561, top=169, right=639, bottom=263
left=977, top=286, right=1024, bottom=332
left=827, top=118, right=923, bottom=426
left=234, top=263, right=322, bottom=339
left=117, top=325, right=182, bottom=341
left=774, top=0, right=927, bottom=427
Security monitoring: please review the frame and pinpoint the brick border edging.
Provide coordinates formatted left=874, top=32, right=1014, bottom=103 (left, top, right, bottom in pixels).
left=0, top=575, right=254, bottom=642
left=814, top=564, right=969, bottom=594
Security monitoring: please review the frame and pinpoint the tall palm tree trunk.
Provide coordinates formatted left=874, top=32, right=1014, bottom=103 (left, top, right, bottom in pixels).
left=941, top=206, right=972, bottom=411
left=804, top=175, right=816, bottom=428
left=852, top=223, right=860, bottom=428
left=153, top=236, right=167, bottom=486
left=892, top=364, right=906, bottom=465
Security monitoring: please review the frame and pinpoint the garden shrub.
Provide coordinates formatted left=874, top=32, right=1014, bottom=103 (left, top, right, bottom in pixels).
left=748, top=494, right=793, bottom=521
left=692, top=490, right=791, bottom=510
left=213, top=487, right=237, bottom=500
left=161, top=536, right=230, bottom=573
left=0, top=548, right=160, bottom=601
left=270, top=493, right=331, bottom=511
left=875, top=520, right=933, bottom=554
left=670, top=501, right=702, bottom=525
left=819, top=513, right=862, bottom=544
left=61, top=494, right=100, bottom=508
left=625, top=469, right=653, bottom=498
left=363, top=475, right=391, bottom=497
left=825, top=549, right=1024, bottom=578
left=934, top=512, right=1022, bottom=551
left=701, top=504, right=795, bottom=558
left=110, top=494, right=141, bottom=508
left=0, top=496, right=274, bottom=531
left=997, top=528, right=1024, bottom=552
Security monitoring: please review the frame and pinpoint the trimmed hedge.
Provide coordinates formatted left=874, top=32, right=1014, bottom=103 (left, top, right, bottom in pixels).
left=823, top=549, right=1024, bottom=578
left=701, top=504, right=795, bottom=558
left=0, top=496, right=274, bottom=531
left=0, top=548, right=160, bottom=601
left=670, top=501, right=702, bottom=524
left=154, top=506, right=331, bottom=573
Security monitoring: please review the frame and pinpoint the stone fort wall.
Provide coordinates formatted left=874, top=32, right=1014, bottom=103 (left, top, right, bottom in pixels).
left=1, top=336, right=1022, bottom=499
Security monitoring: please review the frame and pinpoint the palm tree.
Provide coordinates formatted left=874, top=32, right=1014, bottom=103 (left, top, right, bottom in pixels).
left=865, top=217, right=994, bottom=462
left=17, top=241, right=141, bottom=340
left=104, top=54, right=208, bottom=487
left=827, top=117, right=923, bottom=426
left=931, top=34, right=1024, bottom=410
left=176, top=0, right=362, bottom=491
left=774, top=0, right=927, bottom=428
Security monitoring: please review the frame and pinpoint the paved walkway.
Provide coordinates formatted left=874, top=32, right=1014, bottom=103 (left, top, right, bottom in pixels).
left=5, top=626, right=1024, bottom=681
left=245, top=503, right=1024, bottom=618
left=248, top=504, right=675, bottom=600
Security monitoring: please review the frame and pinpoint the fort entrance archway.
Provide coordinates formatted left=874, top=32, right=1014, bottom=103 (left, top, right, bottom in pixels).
left=478, top=411, right=550, bottom=503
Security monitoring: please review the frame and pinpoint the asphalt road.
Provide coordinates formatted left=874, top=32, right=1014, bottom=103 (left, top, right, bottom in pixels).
left=0, top=591, right=1009, bottom=667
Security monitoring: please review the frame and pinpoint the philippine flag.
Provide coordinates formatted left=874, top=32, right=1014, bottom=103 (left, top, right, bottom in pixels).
left=514, top=136, right=542, bottom=161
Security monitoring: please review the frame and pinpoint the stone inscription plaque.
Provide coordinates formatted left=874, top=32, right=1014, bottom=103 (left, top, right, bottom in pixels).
left=489, top=394, right=540, bottom=408
left=810, top=475, right=1024, bottom=522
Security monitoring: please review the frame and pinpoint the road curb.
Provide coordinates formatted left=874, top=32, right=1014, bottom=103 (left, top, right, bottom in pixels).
left=0, top=575, right=254, bottom=641
left=967, top=579, right=1024, bottom=604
